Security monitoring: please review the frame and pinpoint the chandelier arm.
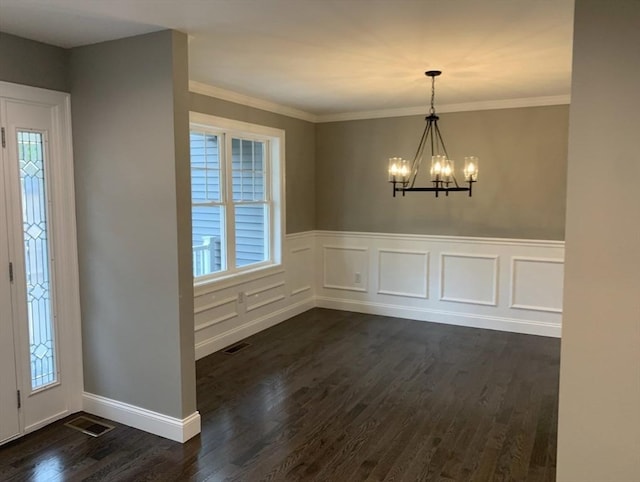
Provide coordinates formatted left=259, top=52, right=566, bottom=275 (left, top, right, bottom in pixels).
left=435, top=124, right=459, bottom=188
left=432, top=121, right=461, bottom=187
left=433, top=120, right=450, bottom=160
left=409, top=121, right=432, bottom=188
left=429, top=118, right=435, bottom=158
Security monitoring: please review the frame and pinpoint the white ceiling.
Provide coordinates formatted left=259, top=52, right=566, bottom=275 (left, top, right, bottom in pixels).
left=0, top=0, right=575, bottom=117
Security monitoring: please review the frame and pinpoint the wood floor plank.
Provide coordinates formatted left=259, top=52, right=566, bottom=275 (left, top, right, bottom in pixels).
left=0, top=308, right=560, bottom=481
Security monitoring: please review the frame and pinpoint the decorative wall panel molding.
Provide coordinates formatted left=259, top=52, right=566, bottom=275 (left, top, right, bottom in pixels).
left=194, top=295, right=238, bottom=332
left=194, top=295, right=237, bottom=315
left=377, top=249, right=429, bottom=299
left=510, top=257, right=564, bottom=313
left=322, top=245, right=369, bottom=292
left=288, top=245, right=313, bottom=297
left=195, top=311, right=239, bottom=333
left=246, top=281, right=286, bottom=312
left=440, top=253, right=499, bottom=306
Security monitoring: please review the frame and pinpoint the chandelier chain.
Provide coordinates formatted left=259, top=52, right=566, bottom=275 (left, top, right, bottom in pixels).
left=430, top=75, right=436, bottom=114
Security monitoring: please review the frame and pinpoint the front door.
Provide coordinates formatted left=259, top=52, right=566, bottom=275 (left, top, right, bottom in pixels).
left=0, top=82, right=82, bottom=445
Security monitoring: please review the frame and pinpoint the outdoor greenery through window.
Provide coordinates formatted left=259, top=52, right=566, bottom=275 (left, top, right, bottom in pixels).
left=190, top=115, right=283, bottom=281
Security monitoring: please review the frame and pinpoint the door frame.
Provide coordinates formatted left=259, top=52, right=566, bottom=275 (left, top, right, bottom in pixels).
left=0, top=81, right=83, bottom=439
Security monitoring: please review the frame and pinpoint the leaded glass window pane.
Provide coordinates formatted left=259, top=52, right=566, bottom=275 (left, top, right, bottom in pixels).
left=17, top=130, right=57, bottom=390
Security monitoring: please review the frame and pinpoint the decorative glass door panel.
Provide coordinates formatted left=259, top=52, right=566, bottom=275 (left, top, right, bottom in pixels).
left=17, top=130, right=57, bottom=390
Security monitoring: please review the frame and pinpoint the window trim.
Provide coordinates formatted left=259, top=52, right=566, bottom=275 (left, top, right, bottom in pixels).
left=189, top=112, right=285, bottom=286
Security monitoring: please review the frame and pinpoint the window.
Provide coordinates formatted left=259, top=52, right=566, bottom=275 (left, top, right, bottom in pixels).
left=190, top=114, right=284, bottom=282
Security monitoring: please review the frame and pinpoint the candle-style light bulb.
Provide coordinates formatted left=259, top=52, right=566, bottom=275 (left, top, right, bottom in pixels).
left=464, top=156, right=479, bottom=181
left=431, top=154, right=448, bottom=181
left=389, top=157, right=403, bottom=181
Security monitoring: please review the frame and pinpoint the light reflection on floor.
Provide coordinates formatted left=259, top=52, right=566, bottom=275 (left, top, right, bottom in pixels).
left=32, top=454, right=63, bottom=482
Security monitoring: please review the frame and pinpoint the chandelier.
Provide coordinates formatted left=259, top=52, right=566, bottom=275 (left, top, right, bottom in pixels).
left=388, top=70, right=478, bottom=197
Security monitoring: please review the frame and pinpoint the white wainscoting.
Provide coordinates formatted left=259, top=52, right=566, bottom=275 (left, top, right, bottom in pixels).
left=315, top=231, right=564, bottom=337
left=193, top=231, right=564, bottom=360
left=193, top=232, right=316, bottom=359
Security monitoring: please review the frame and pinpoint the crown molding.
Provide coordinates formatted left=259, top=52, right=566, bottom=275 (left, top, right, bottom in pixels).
left=189, top=81, right=318, bottom=123
left=316, top=95, right=571, bottom=123
left=189, top=80, right=570, bottom=124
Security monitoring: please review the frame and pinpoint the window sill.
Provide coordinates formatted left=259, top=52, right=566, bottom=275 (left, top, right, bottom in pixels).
left=193, top=263, right=284, bottom=297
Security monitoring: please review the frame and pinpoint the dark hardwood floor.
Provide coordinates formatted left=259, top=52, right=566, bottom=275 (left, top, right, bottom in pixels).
left=0, top=308, right=560, bottom=481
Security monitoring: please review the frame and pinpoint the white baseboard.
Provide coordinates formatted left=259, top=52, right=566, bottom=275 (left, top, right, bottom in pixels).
left=83, top=392, right=201, bottom=443
left=195, top=297, right=315, bottom=359
left=316, top=296, right=561, bottom=338
left=25, top=409, right=71, bottom=434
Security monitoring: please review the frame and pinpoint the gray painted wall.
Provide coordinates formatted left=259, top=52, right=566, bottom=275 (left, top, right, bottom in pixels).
left=316, top=105, right=569, bottom=240
left=190, top=93, right=316, bottom=234
left=70, top=30, right=196, bottom=419
left=170, top=33, right=197, bottom=416
left=0, top=32, right=70, bottom=92
left=557, top=0, right=640, bottom=479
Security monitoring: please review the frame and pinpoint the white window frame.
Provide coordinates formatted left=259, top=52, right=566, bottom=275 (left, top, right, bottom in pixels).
left=190, top=112, right=285, bottom=287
